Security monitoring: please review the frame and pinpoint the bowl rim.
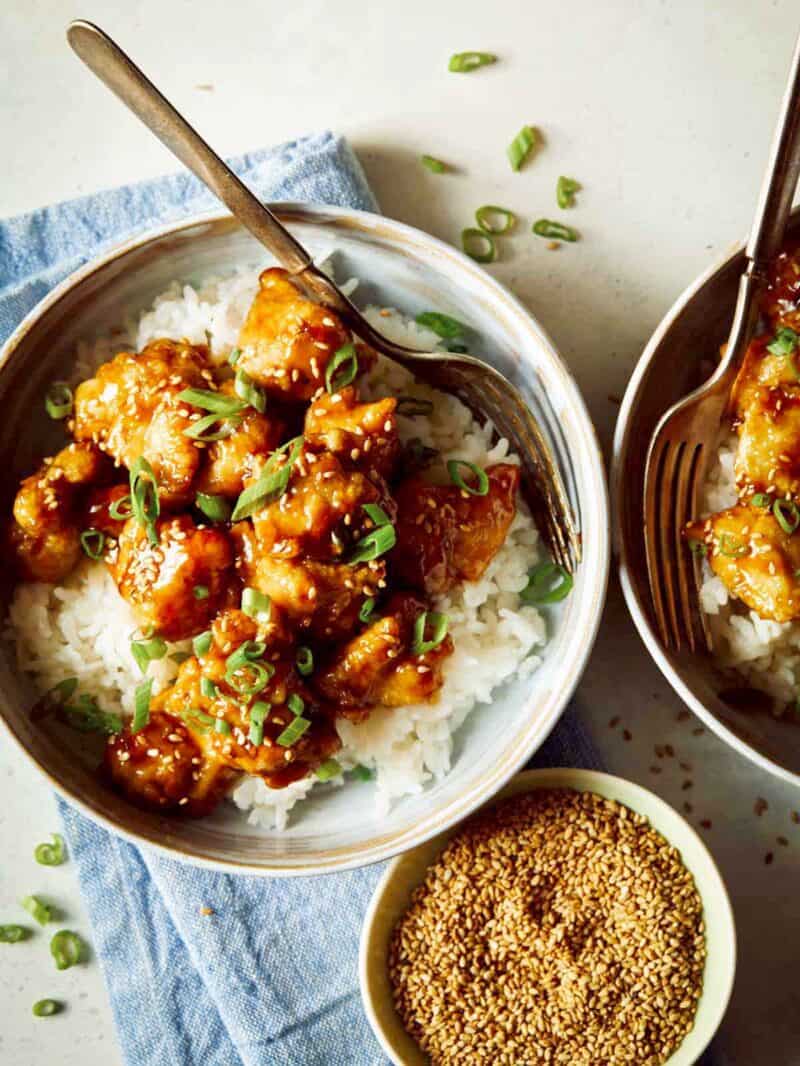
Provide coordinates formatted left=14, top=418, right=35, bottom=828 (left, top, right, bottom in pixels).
left=0, top=202, right=611, bottom=875
left=359, top=766, right=737, bottom=1066
left=610, top=232, right=800, bottom=788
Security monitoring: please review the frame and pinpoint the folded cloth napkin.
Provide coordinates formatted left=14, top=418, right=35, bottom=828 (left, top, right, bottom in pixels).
left=0, top=132, right=716, bottom=1066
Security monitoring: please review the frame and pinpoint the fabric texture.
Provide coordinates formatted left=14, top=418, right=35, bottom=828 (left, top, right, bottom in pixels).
left=1, top=130, right=716, bottom=1065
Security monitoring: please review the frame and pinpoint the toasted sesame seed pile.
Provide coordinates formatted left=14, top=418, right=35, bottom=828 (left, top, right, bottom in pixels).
left=388, top=789, right=706, bottom=1065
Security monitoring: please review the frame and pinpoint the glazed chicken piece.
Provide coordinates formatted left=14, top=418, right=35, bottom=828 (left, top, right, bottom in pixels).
left=314, top=593, right=453, bottom=714
left=72, top=338, right=210, bottom=505
left=761, top=241, right=800, bottom=332
left=84, top=484, right=131, bottom=539
left=686, top=504, right=800, bottom=622
left=194, top=379, right=284, bottom=498
left=109, top=513, right=234, bottom=640
left=304, top=386, right=400, bottom=481
left=10, top=442, right=111, bottom=582
left=236, top=268, right=353, bottom=401
left=393, top=463, right=520, bottom=596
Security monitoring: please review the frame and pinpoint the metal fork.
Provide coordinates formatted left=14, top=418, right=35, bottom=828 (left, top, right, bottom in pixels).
left=644, top=30, right=800, bottom=652
left=66, top=20, right=580, bottom=573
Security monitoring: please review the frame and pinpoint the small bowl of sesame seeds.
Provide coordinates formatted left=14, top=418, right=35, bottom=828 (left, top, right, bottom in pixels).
left=360, top=767, right=735, bottom=1066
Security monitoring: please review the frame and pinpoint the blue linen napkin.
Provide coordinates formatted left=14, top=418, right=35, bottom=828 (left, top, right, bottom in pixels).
left=1, top=131, right=714, bottom=1066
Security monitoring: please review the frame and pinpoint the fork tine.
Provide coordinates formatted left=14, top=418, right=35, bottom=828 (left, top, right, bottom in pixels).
left=689, top=446, right=714, bottom=653
left=674, top=443, right=702, bottom=653
left=644, top=438, right=672, bottom=648
left=658, top=442, right=685, bottom=650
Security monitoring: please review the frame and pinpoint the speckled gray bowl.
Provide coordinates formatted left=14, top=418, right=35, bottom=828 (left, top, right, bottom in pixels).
left=0, top=204, right=609, bottom=874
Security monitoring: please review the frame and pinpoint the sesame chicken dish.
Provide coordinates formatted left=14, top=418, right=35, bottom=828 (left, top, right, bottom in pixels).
left=6, top=266, right=541, bottom=822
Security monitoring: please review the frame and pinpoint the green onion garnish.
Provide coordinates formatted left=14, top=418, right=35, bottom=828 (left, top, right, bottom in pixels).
left=396, top=396, right=434, bottom=417
left=50, top=678, right=78, bottom=704
left=129, top=456, right=160, bottom=546
left=0, top=924, right=31, bottom=942
left=34, top=834, right=66, bottom=867
left=132, top=678, right=152, bottom=733
left=63, top=695, right=122, bottom=735
left=348, top=522, right=396, bottom=564
left=325, top=343, right=359, bottom=393
left=248, top=701, right=270, bottom=746
left=363, top=502, right=392, bottom=527
left=352, top=764, right=373, bottom=781
left=44, top=382, right=73, bottom=421
left=296, top=647, right=314, bottom=676
left=461, top=227, right=496, bottom=264
left=79, top=529, right=105, bottom=560
left=177, top=387, right=246, bottom=416
left=234, top=369, right=266, bottom=413
left=226, top=641, right=267, bottom=670
left=231, top=436, right=304, bottom=521
left=214, top=717, right=231, bottom=736
left=177, top=707, right=216, bottom=734
left=32, top=999, right=62, bottom=1017
left=475, top=205, right=516, bottom=235
left=200, top=677, right=217, bottom=700
left=412, top=611, right=450, bottom=655
left=520, top=562, right=574, bottom=604
left=109, top=494, right=134, bottom=521
left=193, top=585, right=209, bottom=600
left=276, top=716, right=311, bottom=748
left=751, top=493, right=773, bottom=509
left=315, top=759, right=342, bottom=781
left=556, top=176, right=581, bottom=209
left=447, top=458, right=489, bottom=495
left=225, top=645, right=273, bottom=695
left=448, top=342, right=468, bottom=353
left=195, top=493, right=232, bottom=522
left=507, top=125, right=537, bottom=171
left=421, top=155, right=447, bottom=173
left=687, top=539, right=708, bottom=557
left=184, top=413, right=243, bottom=441
left=448, top=51, right=497, bottom=73
left=169, top=651, right=192, bottom=665
left=774, top=498, right=800, bottom=534
left=193, top=630, right=213, bottom=657
left=50, top=930, right=84, bottom=971
left=287, top=693, right=305, bottom=716
left=228, top=348, right=242, bottom=366
left=718, top=533, right=747, bottom=558
left=359, top=597, right=376, bottom=624
left=21, top=896, right=52, bottom=926
left=767, top=327, right=799, bottom=357
left=130, top=636, right=167, bottom=674
left=415, top=311, right=465, bottom=339
left=241, top=587, right=271, bottom=622
left=532, top=219, right=579, bottom=242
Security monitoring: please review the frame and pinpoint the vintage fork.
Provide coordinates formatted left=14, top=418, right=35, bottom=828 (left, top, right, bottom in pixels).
left=67, top=20, right=580, bottom=573
left=644, top=29, right=800, bottom=652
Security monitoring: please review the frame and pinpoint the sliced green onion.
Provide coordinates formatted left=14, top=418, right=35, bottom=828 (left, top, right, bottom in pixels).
left=177, top=387, right=246, bottom=416
left=241, top=587, right=271, bottom=622
left=248, top=701, right=270, bottom=746
left=363, top=502, right=392, bottom=527
left=352, top=764, right=373, bottom=781
left=49, top=678, right=78, bottom=704
left=448, top=51, right=497, bottom=73
left=396, top=396, right=434, bottom=417
left=169, top=651, right=192, bottom=665
left=0, top=924, right=31, bottom=942
left=195, top=493, right=232, bottom=522
left=193, top=631, right=213, bottom=657
left=21, top=896, right=52, bottom=926
left=448, top=342, right=468, bottom=353
left=412, top=611, right=450, bottom=655
left=296, top=647, right=314, bottom=677
left=447, top=458, right=489, bottom=495
left=475, top=205, right=516, bottom=235
left=421, top=155, right=447, bottom=173
left=132, top=678, right=152, bottom=733
left=276, top=716, right=311, bottom=747
left=184, top=413, right=243, bottom=441
left=315, top=759, right=342, bottom=781
left=193, top=585, right=209, bottom=600
left=287, top=693, right=305, bottom=716
left=226, top=641, right=267, bottom=671
left=50, top=930, right=84, bottom=971
left=556, top=176, right=581, bottom=209
left=774, top=498, right=800, bottom=535
left=687, top=539, right=708, bottom=557
left=767, top=327, right=799, bottom=357
left=200, top=677, right=217, bottom=700
left=210, top=717, right=229, bottom=736
left=231, top=436, right=304, bottom=521
left=718, top=533, right=747, bottom=558
left=532, top=219, right=579, bottom=242
left=348, top=523, right=396, bottom=564
left=129, top=456, right=160, bottom=546
left=751, top=493, right=773, bottom=509
left=63, top=695, right=122, bottom=735
left=109, top=494, right=134, bottom=521
left=325, top=343, right=359, bottom=393
left=234, top=369, right=266, bottom=413
left=225, top=660, right=273, bottom=697
left=177, top=707, right=216, bottom=734
left=44, top=382, right=73, bottom=421
left=461, top=227, right=496, bottom=264
left=130, top=636, right=167, bottom=674
left=520, top=562, right=574, bottom=604
left=228, top=348, right=242, bottom=366
left=34, top=834, right=66, bottom=867
left=415, top=311, right=466, bottom=339
left=507, top=125, right=537, bottom=171
left=33, top=999, right=62, bottom=1017
left=79, top=529, right=105, bottom=560
left=359, top=597, right=376, bottom=624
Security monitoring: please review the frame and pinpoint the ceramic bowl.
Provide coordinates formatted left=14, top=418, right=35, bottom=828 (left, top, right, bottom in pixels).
left=0, top=204, right=608, bottom=875
left=612, top=213, right=800, bottom=786
left=360, top=767, right=736, bottom=1066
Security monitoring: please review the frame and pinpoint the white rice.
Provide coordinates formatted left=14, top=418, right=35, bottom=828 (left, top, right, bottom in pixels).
left=6, top=263, right=547, bottom=828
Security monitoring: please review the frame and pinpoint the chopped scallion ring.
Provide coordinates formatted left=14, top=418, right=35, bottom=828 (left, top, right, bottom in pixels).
left=193, top=631, right=212, bottom=657
left=44, top=382, right=73, bottom=421
left=396, top=396, right=434, bottom=417
left=195, top=493, right=232, bottom=522
left=475, top=205, right=516, bottom=235
left=132, top=678, right=152, bottom=733
left=315, top=758, right=342, bottom=781
left=556, top=176, right=582, bottom=209
left=193, top=585, right=209, bottom=600
left=226, top=641, right=267, bottom=671
left=362, top=502, right=392, bottom=527
left=225, top=660, right=273, bottom=697
left=421, top=154, right=447, bottom=173
left=231, top=436, right=304, bottom=521
left=287, top=693, right=305, bottom=716
left=687, top=539, right=708, bottom=557
left=348, top=522, right=396, bottom=564
left=295, top=647, right=314, bottom=677
left=129, top=456, right=160, bottom=545
left=520, top=562, right=574, bottom=604
left=109, top=494, right=134, bottom=521
left=80, top=529, right=105, bottom=560
left=448, top=342, right=468, bottom=353
left=750, top=493, right=773, bottom=509
left=532, top=219, right=579, bottom=242
left=228, top=348, right=242, bottom=366
left=178, top=707, right=216, bottom=734
left=33, top=999, right=63, bottom=1017
left=448, top=51, right=497, bottom=73
left=447, top=458, right=489, bottom=495
left=63, top=695, right=122, bottom=735
left=214, top=718, right=231, bottom=736
left=351, top=764, right=373, bottom=781
left=130, top=636, right=167, bottom=674
left=276, top=716, right=311, bottom=748
left=50, top=930, right=84, bottom=971
left=200, top=677, right=218, bottom=701
left=183, top=412, right=243, bottom=442
left=169, top=651, right=192, bottom=665
left=461, top=227, right=496, bottom=264
left=412, top=611, right=450, bottom=655
left=241, top=587, right=271, bottom=622
left=718, top=533, right=747, bottom=558
left=774, top=498, right=800, bottom=534
left=248, top=701, right=270, bottom=746
left=507, top=125, right=537, bottom=171
left=50, top=678, right=78, bottom=704
left=766, top=327, right=799, bottom=357
left=177, top=387, right=246, bottom=416
left=0, top=924, right=31, bottom=942
left=234, top=369, right=267, bottom=413
left=414, top=311, right=466, bottom=339
left=21, top=896, right=53, bottom=926
left=34, top=834, right=66, bottom=867
left=359, top=597, right=376, bottom=624
left=325, top=343, right=359, bottom=393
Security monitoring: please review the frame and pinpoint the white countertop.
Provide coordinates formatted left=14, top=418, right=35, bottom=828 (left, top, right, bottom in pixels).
left=2, top=0, right=800, bottom=1062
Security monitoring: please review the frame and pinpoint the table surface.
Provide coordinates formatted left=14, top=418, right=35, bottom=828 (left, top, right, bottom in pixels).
left=3, top=0, right=800, bottom=1062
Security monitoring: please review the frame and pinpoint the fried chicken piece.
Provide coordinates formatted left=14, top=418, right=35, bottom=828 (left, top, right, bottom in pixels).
left=762, top=241, right=800, bottom=332
left=10, top=442, right=111, bottom=582
left=686, top=504, right=800, bottom=622
left=109, top=514, right=234, bottom=640
left=84, top=484, right=130, bottom=539
left=73, top=338, right=210, bottom=504
left=304, top=386, right=400, bottom=480
left=194, top=379, right=284, bottom=498
left=236, top=268, right=352, bottom=401
left=313, top=593, right=453, bottom=714
left=393, top=463, right=520, bottom=596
